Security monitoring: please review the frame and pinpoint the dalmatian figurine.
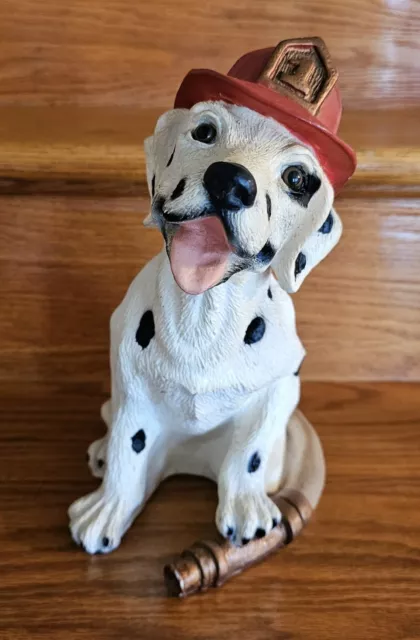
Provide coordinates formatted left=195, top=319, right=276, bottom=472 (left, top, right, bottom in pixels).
left=69, top=37, right=355, bottom=553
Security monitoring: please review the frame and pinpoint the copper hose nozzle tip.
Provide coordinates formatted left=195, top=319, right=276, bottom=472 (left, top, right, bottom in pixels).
left=164, top=552, right=204, bottom=597
left=164, top=564, right=183, bottom=597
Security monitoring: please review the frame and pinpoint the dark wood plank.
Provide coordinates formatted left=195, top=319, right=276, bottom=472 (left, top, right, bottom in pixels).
left=0, top=382, right=419, bottom=639
left=0, top=107, right=419, bottom=194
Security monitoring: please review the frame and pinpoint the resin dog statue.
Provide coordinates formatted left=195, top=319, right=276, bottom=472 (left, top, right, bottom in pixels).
left=69, top=37, right=356, bottom=554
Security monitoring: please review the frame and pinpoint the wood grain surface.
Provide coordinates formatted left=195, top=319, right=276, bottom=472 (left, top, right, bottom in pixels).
left=0, top=106, right=419, bottom=194
left=0, top=194, right=419, bottom=384
left=0, top=0, right=419, bottom=110
left=0, top=382, right=419, bottom=639
left=0, top=1, right=418, bottom=636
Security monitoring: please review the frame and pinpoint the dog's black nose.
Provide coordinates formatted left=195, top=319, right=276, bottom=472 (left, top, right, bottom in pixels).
left=203, top=162, right=257, bottom=211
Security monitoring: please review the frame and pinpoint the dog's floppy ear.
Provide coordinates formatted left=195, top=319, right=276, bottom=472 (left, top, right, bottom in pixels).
left=143, top=109, right=188, bottom=225
left=271, top=206, right=343, bottom=293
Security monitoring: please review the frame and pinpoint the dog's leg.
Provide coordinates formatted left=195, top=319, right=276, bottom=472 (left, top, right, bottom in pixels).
left=69, top=397, right=163, bottom=554
left=86, top=399, right=111, bottom=479
left=216, top=375, right=299, bottom=545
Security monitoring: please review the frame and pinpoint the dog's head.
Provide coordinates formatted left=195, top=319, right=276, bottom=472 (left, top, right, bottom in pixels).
left=145, top=101, right=342, bottom=295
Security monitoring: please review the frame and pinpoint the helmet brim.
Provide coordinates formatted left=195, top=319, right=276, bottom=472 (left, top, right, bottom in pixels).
left=175, top=69, right=356, bottom=192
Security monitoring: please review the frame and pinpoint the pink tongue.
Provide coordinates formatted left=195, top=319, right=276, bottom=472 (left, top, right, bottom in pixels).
left=169, top=217, right=230, bottom=294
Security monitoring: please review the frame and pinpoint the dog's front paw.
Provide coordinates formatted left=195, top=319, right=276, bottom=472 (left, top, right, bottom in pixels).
left=216, top=488, right=281, bottom=546
left=86, top=436, right=108, bottom=479
left=68, top=488, right=134, bottom=554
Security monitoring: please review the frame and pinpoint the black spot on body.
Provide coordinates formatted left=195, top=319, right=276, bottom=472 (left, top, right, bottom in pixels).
left=294, top=358, right=304, bottom=376
left=255, top=528, right=266, bottom=539
left=171, top=178, right=186, bottom=200
left=97, top=458, right=104, bottom=469
left=294, top=252, right=306, bottom=278
left=318, top=211, right=334, bottom=234
left=266, top=193, right=272, bottom=219
left=136, top=310, right=155, bottom=349
left=244, top=317, right=265, bottom=345
left=102, top=537, right=109, bottom=547
left=256, top=241, right=275, bottom=265
left=166, top=146, right=176, bottom=167
left=131, top=429, right=146, bottom=454
left=151, top=175, right=155, bottom=197
left=288, top=173, right=321, bottom=208
left=227, top=527, right=234, bottom=538
left=242, top=537, right=250, bottom=545
left=248, top=451, right=261, bottom=473
left=267, top=287, right=272, bottom=299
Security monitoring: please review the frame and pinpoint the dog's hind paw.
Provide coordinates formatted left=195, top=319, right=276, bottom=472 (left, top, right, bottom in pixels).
left=68, top=488, right=134, bottom=554
left=86, top=436, right=108, bottom=479
left=216, top=488, right=281, bottom=546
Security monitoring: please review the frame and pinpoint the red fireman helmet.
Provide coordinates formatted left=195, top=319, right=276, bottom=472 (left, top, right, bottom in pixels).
left=175, top=37, right=356, bottom=192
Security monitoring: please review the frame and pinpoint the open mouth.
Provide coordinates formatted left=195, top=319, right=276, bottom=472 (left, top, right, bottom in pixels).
left=154, top=196, right=211, bottom=225
left=168, top=216, right=232, bottom=295
left=162, top=210, right=196, bottom=223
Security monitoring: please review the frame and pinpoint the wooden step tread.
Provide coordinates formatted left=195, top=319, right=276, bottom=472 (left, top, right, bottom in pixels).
left=0, top=382, right=419, bottom=639
left=0, top=106, right=418, bottom=195
left=1, top=194, right=419, bottom=382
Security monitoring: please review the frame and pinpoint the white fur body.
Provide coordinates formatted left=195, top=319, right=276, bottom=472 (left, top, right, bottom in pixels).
left=69, top=102, right=341, bottom=553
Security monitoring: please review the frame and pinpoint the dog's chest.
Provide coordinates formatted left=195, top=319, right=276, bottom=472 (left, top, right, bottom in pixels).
left=113, top=256, right=304, bottom=430
left=134, top=291, right=304, bottom=420
left=153, top=380, right=249, bottom=434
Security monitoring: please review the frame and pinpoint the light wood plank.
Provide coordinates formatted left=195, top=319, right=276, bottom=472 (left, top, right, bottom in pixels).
left=296, top=196, right=420, bottom=380
left=0, top=0, right=419, bottom=110
left=0, top=195, right=419, bottom=382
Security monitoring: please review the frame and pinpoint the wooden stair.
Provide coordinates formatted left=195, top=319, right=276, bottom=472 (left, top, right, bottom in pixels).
left=0, top=83, right=419, bottom=640
left=0, top=106, right=419, bottom=195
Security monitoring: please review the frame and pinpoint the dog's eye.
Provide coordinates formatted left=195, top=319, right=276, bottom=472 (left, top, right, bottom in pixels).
left=282, top=166, right=306, bottom=193
left=192, top=123, right=217, bottom=144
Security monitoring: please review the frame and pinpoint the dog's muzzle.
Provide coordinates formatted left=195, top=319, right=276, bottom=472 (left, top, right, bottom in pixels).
left=203, top=162, right=257, bottom=212
left=160, top=162, right=260, bottom=295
